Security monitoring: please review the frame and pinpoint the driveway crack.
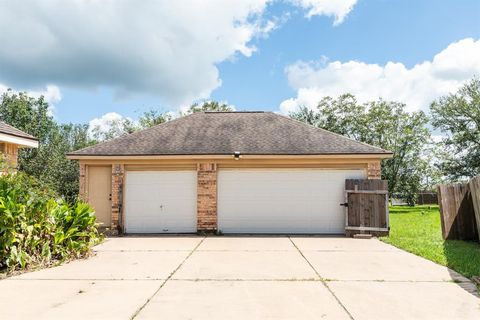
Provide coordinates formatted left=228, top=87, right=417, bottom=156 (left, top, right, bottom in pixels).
left=288, top=237, right=355, bottom=320
left=130, top=236, right=206, bottom=319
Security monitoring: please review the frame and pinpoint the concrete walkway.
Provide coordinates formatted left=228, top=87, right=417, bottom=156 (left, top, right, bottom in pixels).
left=1, top=236, right=479, bottom=319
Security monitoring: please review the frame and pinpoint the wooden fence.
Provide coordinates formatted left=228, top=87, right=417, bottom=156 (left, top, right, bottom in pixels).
left=417, top=192, right=438, bottom=205
left=437, top=182, right=479, bottom=241
left=390, top=192, right=438, bottom=205
left=469, top=176, right=480, bottom=239
left=344, top=179, right=389, bottom=237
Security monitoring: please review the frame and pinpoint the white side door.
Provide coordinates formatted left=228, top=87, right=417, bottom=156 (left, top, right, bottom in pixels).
left=124, top=171, right=197, bottom=233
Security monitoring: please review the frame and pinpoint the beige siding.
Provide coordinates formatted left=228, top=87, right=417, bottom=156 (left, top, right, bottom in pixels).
left=0, top=142, right=19, bottom=170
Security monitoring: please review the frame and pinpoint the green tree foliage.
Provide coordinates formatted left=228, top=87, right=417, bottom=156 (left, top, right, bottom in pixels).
left=90, top=110, right=172, bottom=142
left=0, top=172, right=101, bottom=271
left=89, top=117, right=137, bottom=142
left=138, top=109, right=172, bottom=129
left=430, top=78, right=480, bottom=180
left=185, top=101, right=234, bottom=114
left=0, top=90, right=54, bottom=160
left=0, top=92, right=175, bottom=200
left=290, top=94, right=431, bottom=205
left=37, top=124, right=94, bottom=200
left=0, top=90, right=93, bottom=201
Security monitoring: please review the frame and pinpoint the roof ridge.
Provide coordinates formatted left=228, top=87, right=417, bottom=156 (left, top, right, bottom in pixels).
left=203, top=111, right=265, bottom=113
left=275, top=113, right=391, bottom=154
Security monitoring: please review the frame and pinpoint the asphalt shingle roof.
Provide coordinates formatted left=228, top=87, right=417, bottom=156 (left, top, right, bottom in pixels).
left=69, top=112, right=391, bottom=156
left=0, top=121, right=37, bottom=141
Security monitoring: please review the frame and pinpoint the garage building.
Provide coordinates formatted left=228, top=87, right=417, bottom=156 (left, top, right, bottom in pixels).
left=67, top=112, right=392, bottom=234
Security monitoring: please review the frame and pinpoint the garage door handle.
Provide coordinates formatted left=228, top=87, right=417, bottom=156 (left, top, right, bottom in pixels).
left=340, top=202, right=348, bottom=207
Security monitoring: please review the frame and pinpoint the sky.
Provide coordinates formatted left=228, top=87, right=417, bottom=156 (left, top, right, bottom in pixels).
left=0, top=0, right=479, bottom=132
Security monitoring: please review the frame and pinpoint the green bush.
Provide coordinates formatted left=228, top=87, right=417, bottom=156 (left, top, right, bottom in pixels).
left=0, top=172, right=102, bottom=272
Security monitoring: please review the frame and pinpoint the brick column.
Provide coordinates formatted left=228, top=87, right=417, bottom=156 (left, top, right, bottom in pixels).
left=79, top=162, right=87, bottom=201
left=111, top=164, right=125, bottom=231
left=197, top=162, right=217, bottom=232
left=367, top=161, right=381, bottom=179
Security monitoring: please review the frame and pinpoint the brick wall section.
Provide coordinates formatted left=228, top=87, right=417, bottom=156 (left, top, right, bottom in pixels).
left=197, top=162, right=217, bottom=232
left=111, top=164, right=125, bottom=231
left=79, top=162, right=86, bottom=201
left=367, top=161, right=381, bottom=179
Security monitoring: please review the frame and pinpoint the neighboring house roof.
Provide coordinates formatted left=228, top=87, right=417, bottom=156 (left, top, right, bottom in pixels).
left=0, top=121, right=39, bottom=148
left=0, top=121, right=37, bottom=141
left=69, top=111, right=392, bottom=157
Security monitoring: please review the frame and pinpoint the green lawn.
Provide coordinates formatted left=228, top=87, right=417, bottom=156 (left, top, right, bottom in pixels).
left=380, top=205, right=480, bottom=279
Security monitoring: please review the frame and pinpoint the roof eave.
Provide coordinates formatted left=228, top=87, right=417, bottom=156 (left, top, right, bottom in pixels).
left=67, top=153, right=393, bottom=160
left=0, top=133, right=39, bottom=148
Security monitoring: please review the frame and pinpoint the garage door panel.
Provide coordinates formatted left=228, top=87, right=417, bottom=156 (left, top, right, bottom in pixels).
left=218, top=169, right=365, bottom=234
left=125, top=171, right=197, bottom=233
left=219, top=218, right=317, bottom=233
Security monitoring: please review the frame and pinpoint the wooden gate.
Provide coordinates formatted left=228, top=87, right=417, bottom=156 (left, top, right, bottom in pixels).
left=437, top=183, right=478, bottom=240
left=344, top=179, right=389, bottom=236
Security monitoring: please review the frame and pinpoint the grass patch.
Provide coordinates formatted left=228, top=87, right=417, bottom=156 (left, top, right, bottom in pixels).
left=380, top=205, right=480, bottom=279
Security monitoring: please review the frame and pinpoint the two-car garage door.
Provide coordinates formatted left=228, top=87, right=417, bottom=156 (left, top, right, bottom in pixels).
left=217, top=169, right=365, bottom=234
left=123, top=169, right=365, bottom=234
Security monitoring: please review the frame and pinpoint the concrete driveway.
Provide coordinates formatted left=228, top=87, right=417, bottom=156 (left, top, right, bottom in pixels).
left=1, top=236, right=479, bottom=320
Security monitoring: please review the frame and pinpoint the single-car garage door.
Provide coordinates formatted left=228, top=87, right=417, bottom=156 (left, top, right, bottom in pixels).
left=218, top=169, right=365, bottom=234
left=124, top=171, right=197, bottom=233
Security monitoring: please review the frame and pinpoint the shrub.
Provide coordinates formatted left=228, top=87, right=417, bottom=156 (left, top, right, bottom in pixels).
left=0, top=172, right=102, bottom=272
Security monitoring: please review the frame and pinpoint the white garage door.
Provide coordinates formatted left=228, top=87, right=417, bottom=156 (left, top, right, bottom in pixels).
left=218, top=169, right=365, bottom=234
left=124, top=171, right=197, bottom=233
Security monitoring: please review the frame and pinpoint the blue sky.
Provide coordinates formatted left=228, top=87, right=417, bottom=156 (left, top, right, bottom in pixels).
left=214, top=0, right=480, bottom=109
left=0, top=0, right=479, bottom=128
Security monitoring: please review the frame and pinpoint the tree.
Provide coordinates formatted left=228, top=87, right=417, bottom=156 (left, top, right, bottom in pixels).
left=430, top=78, right=480, bottom=180
left=138, top=110, right=172, bottom=129
left=290, top=94, right=431, bottom=205
left=89, top=116, right=137, bottom=142
left=0, top=90, right=93, bottom=201
left=185, top=101, right=234, bottom=114
left=39, top=124, right=94, bottom=201
left=0, top=90, right=55, bottom=165
left=90, top=109, right=172, bottom=142
left=291, top=94, right=366, bottom=139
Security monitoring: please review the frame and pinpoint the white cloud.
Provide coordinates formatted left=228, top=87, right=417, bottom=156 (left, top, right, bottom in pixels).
left=291, top=0, right=357, bottom=25
left=26, top=85, right=62, bottom=106
left=88, top=112, right=136, bottom=140
left=0, top=84, right=61, bottom=106
left=0, top=0, right=274, bottom=107
left=280, top=38, right=480, bottom=114
left=88, top=112, right=129, bottom=133
left=0, top=84, right=62, bottom=117
left=0, top=1, right=361, bottom=108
